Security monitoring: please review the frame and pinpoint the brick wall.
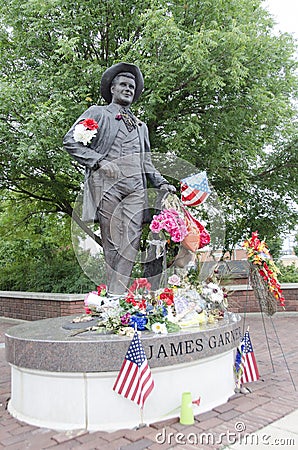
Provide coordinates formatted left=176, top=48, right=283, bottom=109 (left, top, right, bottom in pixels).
left=0, top=292, right=85, bottom=321
left=226, top=284, right=297, bottom=314
left=0, top=284, right=297, bottom=321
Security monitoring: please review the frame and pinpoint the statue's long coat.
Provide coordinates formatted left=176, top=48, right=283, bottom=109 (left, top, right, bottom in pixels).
left=63, top=104, right=167, bottom=222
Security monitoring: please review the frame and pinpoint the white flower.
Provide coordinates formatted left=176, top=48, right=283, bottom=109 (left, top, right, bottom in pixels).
left=166, top=307, right=178, bottom=323
left=84, top=292, right=102, bottom=308
left=202, top=282, right=224, bottom=303
left=168, top=274, right=181, bottom=286
left=73, top=123, right=98, bottom=146
left=152, top=322, right=168, bottom=334
left=118, top=327, right=135, bottom=337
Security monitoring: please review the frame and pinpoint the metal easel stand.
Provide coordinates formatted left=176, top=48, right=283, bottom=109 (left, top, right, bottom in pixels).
left=243, top=264, right=296, bottom=391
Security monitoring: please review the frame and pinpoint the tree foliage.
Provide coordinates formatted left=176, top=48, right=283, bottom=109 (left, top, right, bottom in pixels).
left=0, top=0, right=297, bottom=291
left=0, top=193, right=94, bottom=292
left=277, top=262, right=298, bottom=283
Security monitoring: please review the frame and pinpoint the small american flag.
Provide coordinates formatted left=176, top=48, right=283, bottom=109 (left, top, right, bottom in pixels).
left=239, top=331, right=260, bottom=384
left=180, top=171, right=211, bottom=207
left=112, top=331, right=154, bottom=408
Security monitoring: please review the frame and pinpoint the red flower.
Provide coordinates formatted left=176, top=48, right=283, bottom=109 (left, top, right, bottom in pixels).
left=137, top=278, right=151, bottom=288
left=160, top=288, right=174, bottom=306
left=243, top=231, right=285, bottom=309
left=80, top=118, right=99, bottom=130
left=259, top=269, right=269, bottom=281
left=138, top=299, right=147, bottom=310
left=126, top=293, right=139, bottom=307
left=129, top=278, right=151, bottom=293
left=97, top=284, right=107, bottom=296
left=84, top=306, right=92, bottom=314
left=125, top=292, right=147, bottom=310
left=126, top=293, right=134, bottom=302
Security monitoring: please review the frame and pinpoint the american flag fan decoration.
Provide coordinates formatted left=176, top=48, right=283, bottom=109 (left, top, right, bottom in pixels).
left=237, top=330, right=260, bottom=384
left=180, top=171, right=211, bottom=207
left=113, top=331, right=154, bottom=408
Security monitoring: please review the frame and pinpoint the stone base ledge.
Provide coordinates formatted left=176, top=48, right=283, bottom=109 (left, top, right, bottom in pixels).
left=5, top=313, right=241, bottom=372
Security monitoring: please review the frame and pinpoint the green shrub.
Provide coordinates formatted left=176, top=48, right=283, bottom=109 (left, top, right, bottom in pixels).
left=277, top=262, right=298, bottom=283
left=0, top=246, right=95, bottom=293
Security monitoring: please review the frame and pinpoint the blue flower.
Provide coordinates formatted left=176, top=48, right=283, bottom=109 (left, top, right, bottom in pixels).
left=146, top=304, right=154, bottom=314
left=234, top=348, right=242, bottom=373
left=161, top=306, right=168, bottom=316
left=130, top=313, right=148, bottom=331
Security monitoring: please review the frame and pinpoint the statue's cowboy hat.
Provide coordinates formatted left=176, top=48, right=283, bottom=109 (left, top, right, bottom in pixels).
left=100, top=62, right=144, bottom=104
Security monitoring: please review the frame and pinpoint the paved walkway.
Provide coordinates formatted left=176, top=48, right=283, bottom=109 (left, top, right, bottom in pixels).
left=0, top=313, right=297, bottom=449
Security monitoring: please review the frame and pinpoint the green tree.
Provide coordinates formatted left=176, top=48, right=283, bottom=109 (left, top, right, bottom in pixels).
left=277, top=262, right=298, bottom=283
left=0, top=0, right=297, bottom=278
left=293, top=232, right=298, bottom=256
left=0, top=193, right=94, bottom=292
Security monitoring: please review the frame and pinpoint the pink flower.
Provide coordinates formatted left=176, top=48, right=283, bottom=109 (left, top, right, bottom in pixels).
left=149, top=208, right=188, bottom=243
left=120, top=312, right=131, bottom=325
left=163, top=218, right=177, bottom=233
left=150, top=219, right=163, bottom=233
left=171, top=231, right=182, bottom=242
left=168, top=274, right=181, bottom=286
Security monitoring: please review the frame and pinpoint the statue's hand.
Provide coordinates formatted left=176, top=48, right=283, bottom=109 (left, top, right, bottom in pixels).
left=99, top=161, right=121, bottom=179
left=160, top=183, right=176, bottom=193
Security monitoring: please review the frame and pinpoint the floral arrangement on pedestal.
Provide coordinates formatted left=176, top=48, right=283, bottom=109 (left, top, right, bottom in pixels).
left=75, top=268, right=230, bottom=335
left=243, top=231, right=285, bottom=315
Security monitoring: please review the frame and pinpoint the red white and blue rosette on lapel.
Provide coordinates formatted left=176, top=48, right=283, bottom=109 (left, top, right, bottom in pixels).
left=180, top=171, right=211, bottom=207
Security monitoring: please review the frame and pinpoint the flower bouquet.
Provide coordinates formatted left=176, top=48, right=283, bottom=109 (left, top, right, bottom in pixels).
left=147, top=193, right=210, bottom=269
left=149, top=208, right=188, bottom=243
left=75, top=268, right=230, bottom=336
left=82, top=278, right=180, bottom=335
left=243, top=231, right=285, bottom=315
left=73, top=118, right=99, bottom=146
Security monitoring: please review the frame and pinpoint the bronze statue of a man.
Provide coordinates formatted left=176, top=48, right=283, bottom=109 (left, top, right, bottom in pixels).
left=63, top=62, right=175, bottom=295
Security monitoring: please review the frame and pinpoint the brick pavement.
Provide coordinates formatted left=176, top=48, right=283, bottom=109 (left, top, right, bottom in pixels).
left=0, top=314, right=297, bottom=449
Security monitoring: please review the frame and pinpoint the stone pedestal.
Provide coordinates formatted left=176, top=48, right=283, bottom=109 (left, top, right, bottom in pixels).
left=5, top=313, right=241, bottom=431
